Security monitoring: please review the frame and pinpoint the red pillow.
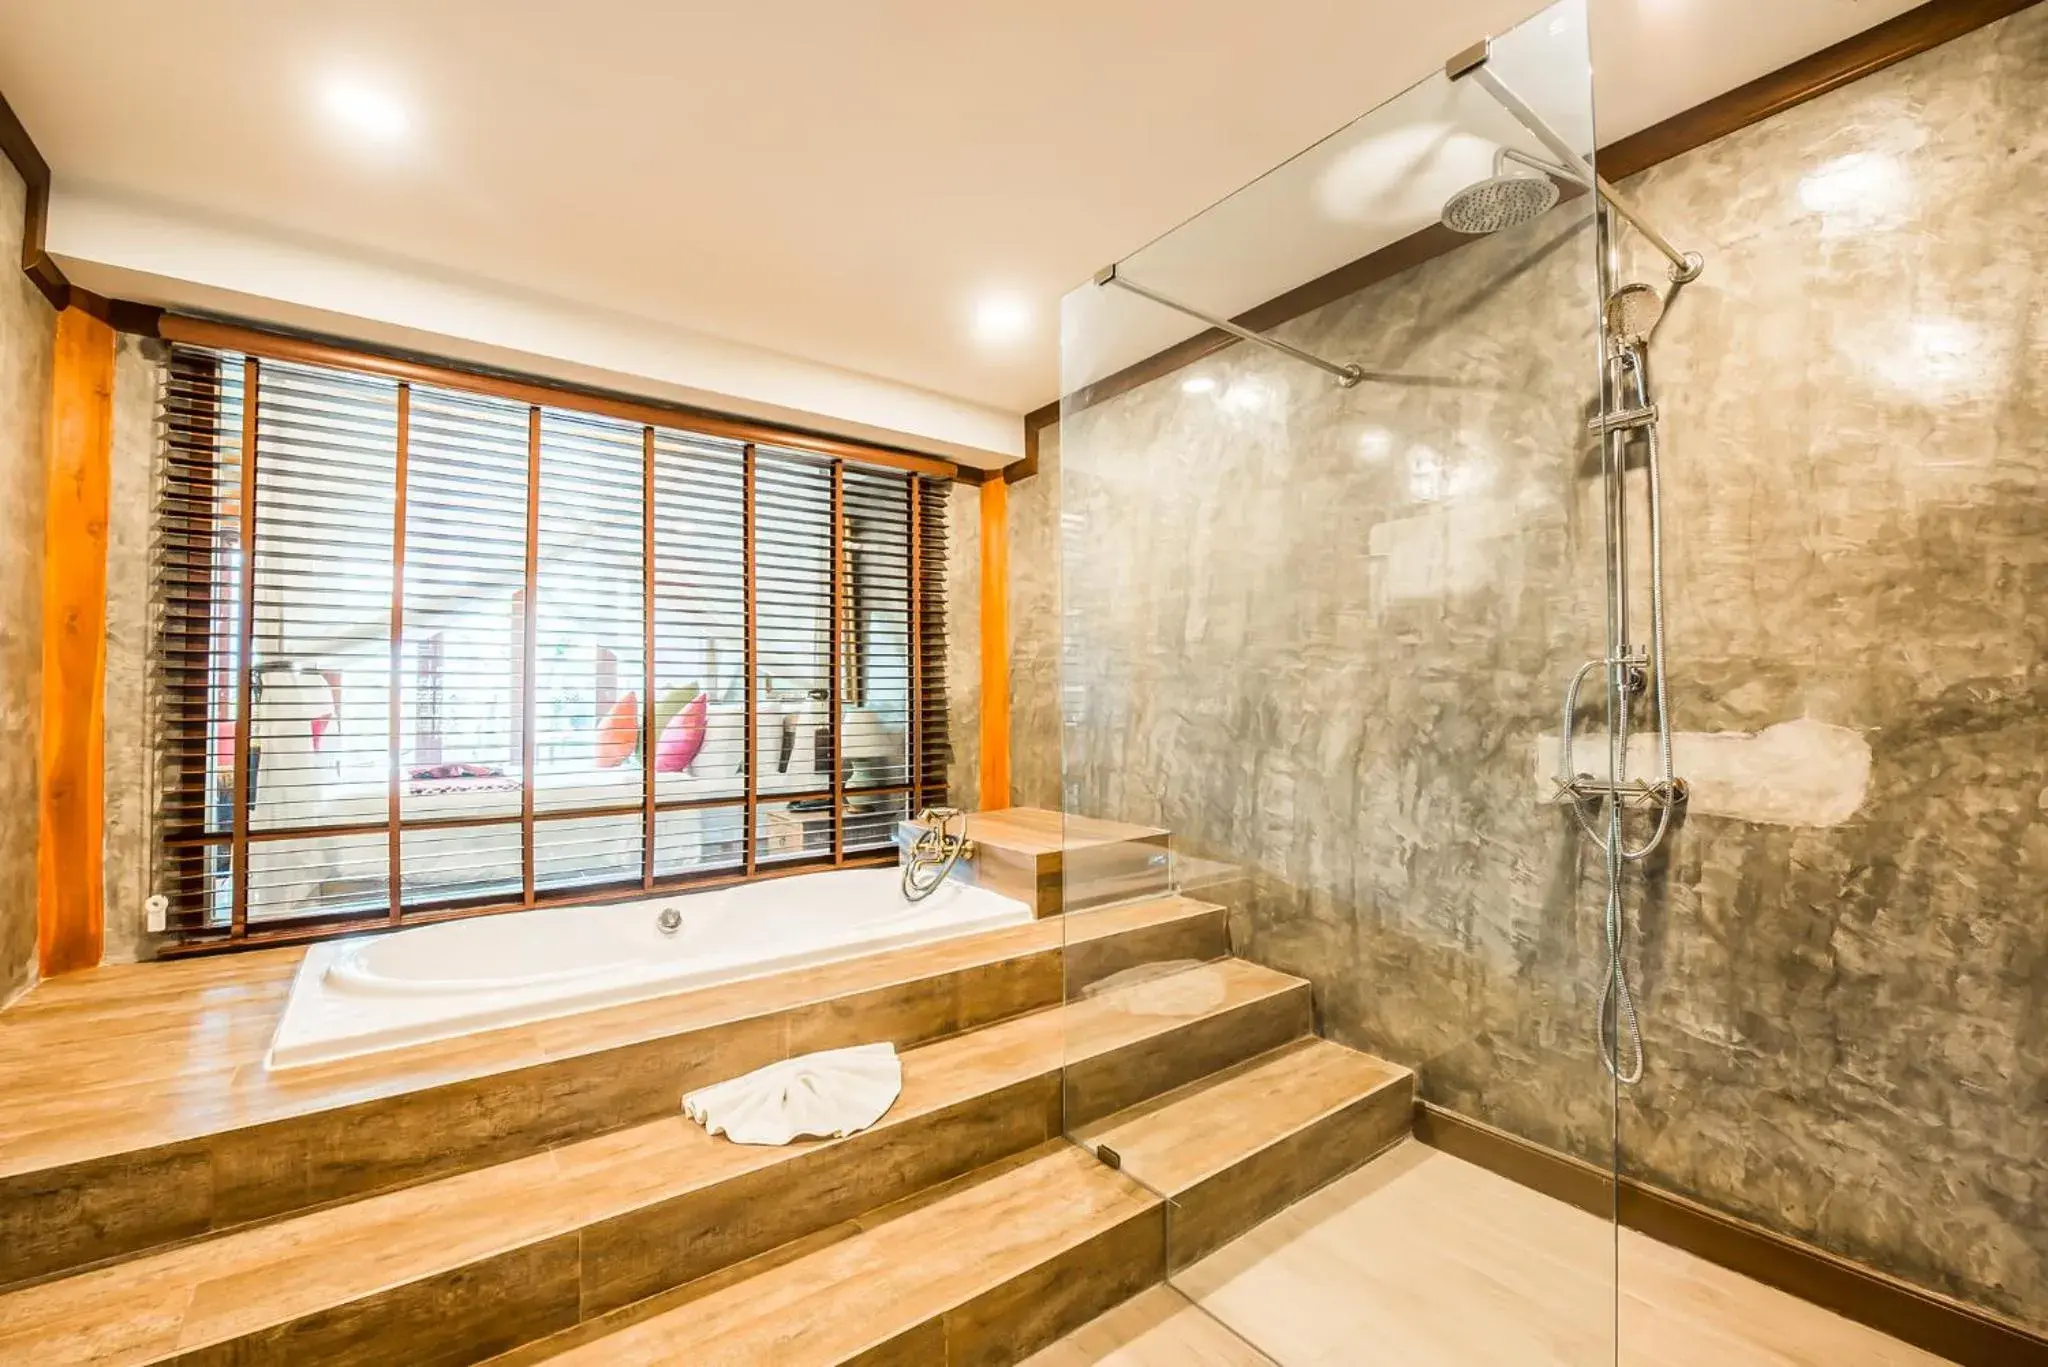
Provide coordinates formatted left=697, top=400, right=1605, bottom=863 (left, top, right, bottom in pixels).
left=596, top=692, right=639, bottom=768
left=656, top=694, right=708, bottom=772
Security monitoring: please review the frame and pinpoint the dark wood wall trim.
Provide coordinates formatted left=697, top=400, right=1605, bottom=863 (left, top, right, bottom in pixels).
left=0, top=83, right=164, bottom=327
left=1416, top=1102, right=2048, bottom=1367
left=1013, top=0, right=2041, bottom=472
left=0, top=85, right=66, bottom=311
left=1599, top=0, right=2043, bottom=180
left=1411, top=1099, right=1614, bottom=1220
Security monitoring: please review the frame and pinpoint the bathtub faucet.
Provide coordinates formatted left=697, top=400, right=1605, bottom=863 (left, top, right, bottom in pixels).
left=901, top=808, right=974, bottom=903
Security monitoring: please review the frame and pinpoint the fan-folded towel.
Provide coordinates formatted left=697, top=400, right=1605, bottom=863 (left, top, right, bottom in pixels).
left=683, top=1042, right=902, bottom=1145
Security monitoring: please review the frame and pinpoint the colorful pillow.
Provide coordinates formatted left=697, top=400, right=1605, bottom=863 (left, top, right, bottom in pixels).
left=596, top=692, right=640, bottom=769
left=656, top=693, right=709, bottom=773
left=650, top=684, right=700, bottom=753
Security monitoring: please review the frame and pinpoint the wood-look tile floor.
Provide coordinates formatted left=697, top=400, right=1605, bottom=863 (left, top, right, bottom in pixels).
left=1023, top=1286, right=1278, bottom=1366
left=1155, top=1140, right=1957, bottom=1367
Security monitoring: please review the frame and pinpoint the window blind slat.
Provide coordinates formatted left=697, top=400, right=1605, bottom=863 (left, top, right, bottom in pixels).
left=153, top=344, right=951, bottom=944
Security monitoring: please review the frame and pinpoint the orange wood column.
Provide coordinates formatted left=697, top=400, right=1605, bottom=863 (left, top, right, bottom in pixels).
left=978, top=475, right=1011, bottom=810
left=36, top=307, right=116, bottom=976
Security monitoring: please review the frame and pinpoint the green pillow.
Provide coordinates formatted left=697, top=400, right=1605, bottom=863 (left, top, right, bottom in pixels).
left=645, top=683, right=700, bottom=760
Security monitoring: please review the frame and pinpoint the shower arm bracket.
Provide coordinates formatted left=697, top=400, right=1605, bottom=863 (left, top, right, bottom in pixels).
left=1446, top=40, right=1704, bottom=285
left=1093, top=264, right=1365, bottom=387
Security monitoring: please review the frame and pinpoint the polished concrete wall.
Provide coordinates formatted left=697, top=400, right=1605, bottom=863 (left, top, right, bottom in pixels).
left=102, top=335, right=163, bottom=963
left=0, top=160, right=55, bottom=1004
left=943, top=480, right=983, bottom=811
left=1054, top=7, right=2047, bottom=1330
left=1009, top=424, right=1062, bottom=811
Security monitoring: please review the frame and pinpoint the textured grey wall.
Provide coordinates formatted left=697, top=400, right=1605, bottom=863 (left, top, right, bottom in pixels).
left=942, top=480, right=981, bottom=811
left=1057, top=8, right=2047, bottom=1329
left=102, top=336, right=164, bottom=963
left=1009, top=423, right=1062, bottom=810
left=1604, top=10, right=2048, bottom=1324
left=0, top=159, right=54, bottom=1005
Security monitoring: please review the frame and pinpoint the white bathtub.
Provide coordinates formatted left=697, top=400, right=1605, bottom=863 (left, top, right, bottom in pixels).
left=265, top=867, right=1032, bottom=1070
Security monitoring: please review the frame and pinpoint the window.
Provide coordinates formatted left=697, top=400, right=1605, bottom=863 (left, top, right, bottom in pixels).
left=155, top=343, right=953, bottom=946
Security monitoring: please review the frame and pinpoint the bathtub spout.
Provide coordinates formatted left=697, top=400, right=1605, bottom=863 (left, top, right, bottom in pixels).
left=902, top=808, right=974, bottom=902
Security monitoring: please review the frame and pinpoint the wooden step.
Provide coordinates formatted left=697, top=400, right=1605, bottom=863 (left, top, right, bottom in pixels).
left=1063, top=896, right=1230, bottom=997
left=0, top=958, right=1309, bottom=1366
left=0, top=900, right=1218, bottom=1288
left=1062, top=958, right=1311, bottom=1129
left=1075, top=1037, right=1414, bottom=1267
left=912, top=808, right=1172, bottom=917
left=530, top=1142, right=1165, bottom=1367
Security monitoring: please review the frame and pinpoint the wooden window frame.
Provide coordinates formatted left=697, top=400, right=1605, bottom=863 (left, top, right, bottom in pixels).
left=154, top=330, right=952, bottom=954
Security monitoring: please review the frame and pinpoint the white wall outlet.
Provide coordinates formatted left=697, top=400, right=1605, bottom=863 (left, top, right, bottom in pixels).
left=146, top=893, right=170, bottom=934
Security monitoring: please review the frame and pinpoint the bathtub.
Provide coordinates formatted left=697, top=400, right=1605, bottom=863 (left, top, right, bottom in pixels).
left=265, top=866, right=1033, bottom=1070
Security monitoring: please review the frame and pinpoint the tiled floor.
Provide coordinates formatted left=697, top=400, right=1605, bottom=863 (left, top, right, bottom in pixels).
left=1024, top=1286, right=1277, bottom=1366
left=1035, top=1140, right=1956, bottom=1367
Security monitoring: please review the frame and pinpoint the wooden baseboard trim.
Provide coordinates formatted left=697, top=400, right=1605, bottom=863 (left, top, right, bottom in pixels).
left=1414, top=1102, right=2048, bottom=1367
left=1411, top=1099, right=1614, bottom=1220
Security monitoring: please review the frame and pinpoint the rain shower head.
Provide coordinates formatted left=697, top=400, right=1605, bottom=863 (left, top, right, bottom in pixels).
left=1441, top=172, right=1560, bottom=235
left=1444, top=37, right=1704, bottom=284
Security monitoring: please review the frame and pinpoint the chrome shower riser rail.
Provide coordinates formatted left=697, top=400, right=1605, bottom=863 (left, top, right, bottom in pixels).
left=1093, top=264, right=1365, bottom=387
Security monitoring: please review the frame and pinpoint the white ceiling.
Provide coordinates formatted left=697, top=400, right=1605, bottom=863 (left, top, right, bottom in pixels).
left=0, top=0, right=1922, bottom=423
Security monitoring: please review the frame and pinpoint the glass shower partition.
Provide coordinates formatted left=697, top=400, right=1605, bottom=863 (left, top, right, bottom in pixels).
left=1054, top=1, right=1624, bottom=1358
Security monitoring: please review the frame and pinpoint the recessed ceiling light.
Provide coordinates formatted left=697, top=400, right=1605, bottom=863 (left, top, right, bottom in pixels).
left=1181, top=375, right=1217, bottom=394
left=319, top=75, right=412, bottom=145
left=970, top=293, right=1031, bottom=345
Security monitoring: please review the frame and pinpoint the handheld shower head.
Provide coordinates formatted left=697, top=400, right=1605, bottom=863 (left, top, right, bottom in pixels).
left=1441, top=172, right=1559, bottom=235
left=1605, top=282, right=1665, bottom=350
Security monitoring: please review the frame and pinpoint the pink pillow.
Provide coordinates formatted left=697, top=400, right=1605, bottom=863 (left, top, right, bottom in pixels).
left=656, top=693, right=708, bottom=773
left=595, top=692, right=639, bottom=769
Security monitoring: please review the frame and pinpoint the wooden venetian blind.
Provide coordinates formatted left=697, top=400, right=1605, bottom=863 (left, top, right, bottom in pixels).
left=153, top=343, right=954, bottom=947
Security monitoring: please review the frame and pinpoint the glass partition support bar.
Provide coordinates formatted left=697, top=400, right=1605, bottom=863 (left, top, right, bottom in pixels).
left=1092, top=264, right=1366, bottom=387
left=1449, top=41, right=1703, bottom=283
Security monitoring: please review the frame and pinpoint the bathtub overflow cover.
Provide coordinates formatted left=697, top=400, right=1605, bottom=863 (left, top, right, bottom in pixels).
left=656, top=908, right=683, bottom=936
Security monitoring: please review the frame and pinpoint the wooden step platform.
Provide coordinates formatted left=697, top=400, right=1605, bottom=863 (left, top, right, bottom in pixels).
left=495, top=1034, right=1412, bottom=1364
left=908, top=808, right=1172, bottom=917
left=0, top=895, right=1224, bottom=1289
left=0, top=954, right=1305, bottom=1366
left=1075, top=1037, right=1414, bottom=1267
left=534, top=1142, right=1163, bottom=1367
left=1064, top=895, right=1229, bottom=997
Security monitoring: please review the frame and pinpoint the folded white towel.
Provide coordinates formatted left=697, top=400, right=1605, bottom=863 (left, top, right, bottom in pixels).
left=682, top=1043, right=902, bottom=1146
